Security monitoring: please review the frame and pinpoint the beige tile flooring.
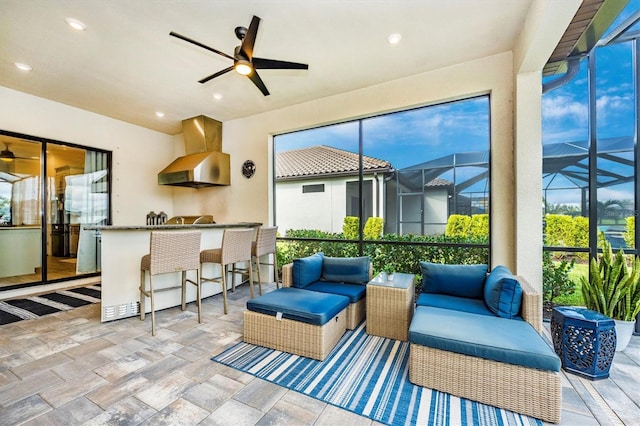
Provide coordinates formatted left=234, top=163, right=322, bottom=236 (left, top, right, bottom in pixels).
left=0, top=281, right=638, bottom=425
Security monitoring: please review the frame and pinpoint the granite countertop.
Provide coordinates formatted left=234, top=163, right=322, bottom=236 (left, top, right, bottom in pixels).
left=84, top=222, right=262, bottom=231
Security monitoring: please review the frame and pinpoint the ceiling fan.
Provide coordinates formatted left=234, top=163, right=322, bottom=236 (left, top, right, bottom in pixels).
left=170, top=15, right=308, bottom=96
left=0, top=143, right=38, bottom=162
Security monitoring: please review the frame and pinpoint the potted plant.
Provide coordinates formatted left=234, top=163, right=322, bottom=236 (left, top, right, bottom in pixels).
left=580, top=233, right=640, bottom=351
left=383, top=264, right=395, bottom=281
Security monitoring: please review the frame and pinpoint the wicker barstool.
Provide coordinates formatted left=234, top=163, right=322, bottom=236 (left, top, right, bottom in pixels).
left=200, top=228, right=255, bottom=314
left=251, top=226, right=279, bottom=295
left=139, top=230, right=201, bottom=336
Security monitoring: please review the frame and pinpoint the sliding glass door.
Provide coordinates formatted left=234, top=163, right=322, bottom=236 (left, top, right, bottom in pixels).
left=0, top=131, right=111, bottom=290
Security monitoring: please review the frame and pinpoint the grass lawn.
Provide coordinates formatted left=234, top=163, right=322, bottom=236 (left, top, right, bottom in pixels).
left=553, top=261, right=588, bottom=306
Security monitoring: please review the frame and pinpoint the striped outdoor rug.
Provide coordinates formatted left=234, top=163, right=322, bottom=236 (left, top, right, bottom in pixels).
left=0, top=284, right=101, bottom=325
left=213, top=322, right=541, bottom=426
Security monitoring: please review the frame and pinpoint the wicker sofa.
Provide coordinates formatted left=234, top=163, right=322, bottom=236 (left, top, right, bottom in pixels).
left=281, top=253, right=372, bottom=329
left=408, top=262, right=562, bottom=424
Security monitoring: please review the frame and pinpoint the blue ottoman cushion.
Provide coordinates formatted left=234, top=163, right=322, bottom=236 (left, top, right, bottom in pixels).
left=420, top=262, right=488, bottom=299
left=246, top=287, right=349, bottom=326
left=292, top=252, right=324, bottom=288
left=409, top=306, right=560, bottom=372
left=416, top=293, right=496, bottom=317
left=305, top=281, right=366, bottom=303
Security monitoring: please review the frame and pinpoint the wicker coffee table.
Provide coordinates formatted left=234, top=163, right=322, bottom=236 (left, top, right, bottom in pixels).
left=366, top=272, right=415, bottom=341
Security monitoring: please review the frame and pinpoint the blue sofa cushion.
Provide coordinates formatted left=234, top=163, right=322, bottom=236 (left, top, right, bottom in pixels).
left=246, top=287, right=349, bottom=326
left=484, top=265, right=522, bottom=318
left=292, top=252, right=324, bottom=288
left=322, top=256, right=370, bottom=284
left=420, top=262, right=488, bottom=299
left=416, top=293, right=496, bottom=317
left=305, top=281, right=366, bottom=303
left=409, top=306, right=560, bottom=372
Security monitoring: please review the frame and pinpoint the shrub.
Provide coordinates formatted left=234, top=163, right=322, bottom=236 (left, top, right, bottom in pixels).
left=469, top=214, right=489, bottom=239
left=445, top=215, right=471, bottom=238
left=342, top=216, right=359, bottom=240
left=626, top=216, right=635, bottom=248
left=363, top=217, right=384, bottom=239
left=545, top=214, right=575, bottom=246
left=542, top=251, right=576, bottom=304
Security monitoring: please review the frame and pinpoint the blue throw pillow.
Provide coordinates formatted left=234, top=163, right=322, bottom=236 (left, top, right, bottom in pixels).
left=419, top=262, right=488, bottom=299
left=484, top=265, right=522, bottom=318
left=322, top=256, right=370, bottom=284
left=292, top=252, right=324, bottom=288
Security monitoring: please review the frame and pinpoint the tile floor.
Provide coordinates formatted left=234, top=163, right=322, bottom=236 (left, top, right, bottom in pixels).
left=0, top=281, right=638, bottom=425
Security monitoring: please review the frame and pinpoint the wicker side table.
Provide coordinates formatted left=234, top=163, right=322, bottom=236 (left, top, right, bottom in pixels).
left=550, top=306, right=616, bottom=380
left=366, top=272, right=415, bottom=341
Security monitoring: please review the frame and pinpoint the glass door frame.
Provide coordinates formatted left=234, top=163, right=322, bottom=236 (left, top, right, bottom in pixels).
left=0, top=129, right=112, bottom=291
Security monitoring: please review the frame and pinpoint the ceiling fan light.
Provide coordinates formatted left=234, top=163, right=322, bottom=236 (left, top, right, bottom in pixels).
left=235, top=61, right=252, bottom=76
left=65, top=17, right=87, bottom=31
left=14, top=62, right=32, bottom=71
left=0, top=151, right=15, bottom=162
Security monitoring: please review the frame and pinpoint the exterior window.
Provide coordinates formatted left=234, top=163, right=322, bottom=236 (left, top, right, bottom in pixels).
left=302, top=184, right=324, bottom=193
left=346, top=180, right=372, bottom=219
left=274, top=95, right=491, bottom=272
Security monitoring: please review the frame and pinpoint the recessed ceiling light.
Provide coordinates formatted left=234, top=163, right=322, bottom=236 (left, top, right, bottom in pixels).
left=155, top=111, right=165, bottom=118
left=14, top=62, right=32, bottom=71
left=65, top=17, right=87, bottom=31
left=213, top=93, right=223, bottom=101
left=387, top=33, right=402, bottom=45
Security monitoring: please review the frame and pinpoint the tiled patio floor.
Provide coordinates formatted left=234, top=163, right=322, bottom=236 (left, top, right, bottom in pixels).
left=0, top=281, right=638, bottom=425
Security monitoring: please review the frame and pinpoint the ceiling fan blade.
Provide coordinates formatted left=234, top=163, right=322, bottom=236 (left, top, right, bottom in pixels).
left=248, top=70, right=270, bottom=96
left=199, top=66, right=234, bottom=84
left=252, top=57, right=309, bottom=70
left=239, top=15, right=260, bottom=60
left=170, top=31, right=235, bottom=61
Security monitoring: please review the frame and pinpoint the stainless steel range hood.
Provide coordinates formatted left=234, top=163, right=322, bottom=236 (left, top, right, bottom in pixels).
left=158, top=115, right=230, bottom=188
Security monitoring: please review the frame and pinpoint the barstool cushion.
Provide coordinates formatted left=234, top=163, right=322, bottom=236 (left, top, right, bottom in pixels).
left=247, top=287, right=349, bottom=326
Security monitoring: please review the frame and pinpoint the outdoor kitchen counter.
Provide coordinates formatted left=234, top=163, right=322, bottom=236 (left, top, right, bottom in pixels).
left=86, top=222, right=261, bottom=322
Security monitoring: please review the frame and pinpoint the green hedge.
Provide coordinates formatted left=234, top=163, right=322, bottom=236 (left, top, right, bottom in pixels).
left=626, top=216, right=635, bottom=248
left=278, top=228, right=488, bottom=278
left=445, top=214, right=488, bottom=239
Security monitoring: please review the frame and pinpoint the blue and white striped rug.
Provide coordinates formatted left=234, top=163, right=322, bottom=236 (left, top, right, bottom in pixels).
left=213, top=322, right=542, bottom=426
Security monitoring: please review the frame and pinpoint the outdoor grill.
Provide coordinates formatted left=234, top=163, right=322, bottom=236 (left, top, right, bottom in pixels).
left=165, top=215, right=215, bottom=225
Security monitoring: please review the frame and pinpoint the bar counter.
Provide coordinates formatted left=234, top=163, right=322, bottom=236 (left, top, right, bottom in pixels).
left=85, top=222, right=261, bottom=322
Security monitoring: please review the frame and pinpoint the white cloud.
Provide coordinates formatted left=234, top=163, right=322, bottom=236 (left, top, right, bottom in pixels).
left=542, top=95, right=588, bottom=123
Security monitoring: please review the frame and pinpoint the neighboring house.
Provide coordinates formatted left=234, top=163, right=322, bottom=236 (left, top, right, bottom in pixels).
left=276, top=145, right=392, bottom=234
left=275, top=145, right=467, bottom=236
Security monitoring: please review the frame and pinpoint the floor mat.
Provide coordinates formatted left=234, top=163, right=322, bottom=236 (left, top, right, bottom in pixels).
left=0, top=284, right=101, bottom=326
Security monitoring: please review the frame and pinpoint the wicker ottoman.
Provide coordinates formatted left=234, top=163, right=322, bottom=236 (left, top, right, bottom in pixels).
left=243, top=287, right=349, bottom=360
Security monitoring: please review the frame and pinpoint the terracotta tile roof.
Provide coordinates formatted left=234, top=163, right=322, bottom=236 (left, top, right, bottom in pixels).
left=276, top=145, right=392, bottom=180
left=425, top=177, right=452, bottom=188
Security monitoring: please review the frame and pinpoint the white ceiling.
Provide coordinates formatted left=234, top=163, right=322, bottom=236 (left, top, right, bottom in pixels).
left=0, top=1, right=535, bottom=135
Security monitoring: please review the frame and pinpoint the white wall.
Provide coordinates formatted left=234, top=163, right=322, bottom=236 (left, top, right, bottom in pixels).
left=0, top=87, right=176, bottom=225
